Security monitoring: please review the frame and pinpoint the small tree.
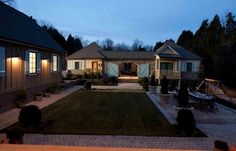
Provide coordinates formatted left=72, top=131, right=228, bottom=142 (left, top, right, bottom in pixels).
left=177, top=109, right=195, bottom=136
left=160, top=76, right=168, bottom=94
left=19, top=105, right=42, bottom=127
left=177, top=82, right=190, bottom=107
left=142, top=77, right=149, bottom=91
left=150, top=74, right=156, bottom=86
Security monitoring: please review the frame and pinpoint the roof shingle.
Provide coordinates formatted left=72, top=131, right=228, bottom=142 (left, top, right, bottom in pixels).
left=0, top=1, right=64, bottom=52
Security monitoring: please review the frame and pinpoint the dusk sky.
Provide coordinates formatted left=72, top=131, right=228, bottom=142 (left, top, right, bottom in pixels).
left=15, top=0, right=236, bottom=45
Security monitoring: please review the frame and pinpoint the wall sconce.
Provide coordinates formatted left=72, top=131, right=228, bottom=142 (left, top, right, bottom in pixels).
left=12, top=53, right=20, bottom=64
left=42, top=59, right=48, bottom=65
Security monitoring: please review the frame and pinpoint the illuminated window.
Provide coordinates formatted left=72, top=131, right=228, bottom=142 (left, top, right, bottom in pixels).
left=53, top=55, right=58, bottom=72
left=29, top=52, right=37, bottom=74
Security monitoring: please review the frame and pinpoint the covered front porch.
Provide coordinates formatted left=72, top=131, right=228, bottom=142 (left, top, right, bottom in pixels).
left=155, top=56, right=181, bottom=80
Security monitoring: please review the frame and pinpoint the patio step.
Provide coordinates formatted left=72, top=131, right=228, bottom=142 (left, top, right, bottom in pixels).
left=118, top=79, right=139, bottom=83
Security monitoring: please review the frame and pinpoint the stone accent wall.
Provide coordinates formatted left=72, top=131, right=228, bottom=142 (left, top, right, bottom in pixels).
left=103, top=60, right=155, bottom=77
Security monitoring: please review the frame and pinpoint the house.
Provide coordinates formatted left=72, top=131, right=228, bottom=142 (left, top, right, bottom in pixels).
left=67, top=42, right=155, bottom=79
left=0, top=2, right=65, bottom=111
left=66, top=41, right=202, bottom=82
left=155, top=41, right=202, bottom=80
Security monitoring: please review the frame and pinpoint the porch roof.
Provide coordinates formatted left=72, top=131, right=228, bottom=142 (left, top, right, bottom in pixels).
left=156, top=41, right=202, bottom=60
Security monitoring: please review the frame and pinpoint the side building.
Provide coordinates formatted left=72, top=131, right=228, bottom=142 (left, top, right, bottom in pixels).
left=0, top=2, right=65, bottom=112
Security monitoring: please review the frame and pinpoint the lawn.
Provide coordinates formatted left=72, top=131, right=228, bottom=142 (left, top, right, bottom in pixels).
left=36, top=90, right=183, bottom=136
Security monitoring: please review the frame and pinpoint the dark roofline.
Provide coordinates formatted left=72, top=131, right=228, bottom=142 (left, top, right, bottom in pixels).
left=0, top=1, right=64, bottom=52
left=0, top=36, right=65, bottom=54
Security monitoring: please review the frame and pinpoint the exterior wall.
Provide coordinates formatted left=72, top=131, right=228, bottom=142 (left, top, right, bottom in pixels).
left=67, top=59, right=102, bottom=75
left=181, top=60, right=201, bottom=80
left=0, top=40, right=63, bottom=112
left=181, top=60, right=201, bottom=72
left=103, top=60, right=155, bottom=77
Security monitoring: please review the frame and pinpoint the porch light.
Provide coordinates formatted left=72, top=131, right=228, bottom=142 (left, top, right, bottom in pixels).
left=12, top=53, right=20, bottom=64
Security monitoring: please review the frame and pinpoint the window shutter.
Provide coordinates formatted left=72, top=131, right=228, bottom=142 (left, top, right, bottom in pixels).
left=51, top=55, right=54, bottom=72
left=37, top=52, right=41, bottom=74
left=25, top=50, right=29, bottom=75
left=0, top=46, right=5, bottom=77
left=58, top=55, right=60, bottom=72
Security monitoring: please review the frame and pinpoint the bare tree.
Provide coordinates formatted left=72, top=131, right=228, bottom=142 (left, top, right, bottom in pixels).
left=131, top=39, right=143, bottom=51
left=114, top=42, right=130, bottom=51
left=102, top=38, right=114, bottom=50
left=1, top=0, right=15, bottom=6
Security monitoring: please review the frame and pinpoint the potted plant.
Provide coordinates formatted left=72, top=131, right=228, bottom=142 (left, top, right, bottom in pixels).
left=159, top=76, right=171, bottom=104
left=149, top=74, right=157, bottom=93
left=174, top=82, right=193, bottom=110
left=83, top=81, right=91, bottom=90
left=6, top=126, right=24, bottom=144
left=51, top=83, right=60, bottom=94
left=34, top=91, right=43, bottom=101
left=44, top=87, right=51, bottom=97
left=15, top=89, right=27, bottom=108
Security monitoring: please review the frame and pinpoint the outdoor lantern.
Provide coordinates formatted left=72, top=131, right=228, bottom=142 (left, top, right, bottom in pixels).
left=12, top=53, right=20, bottom=64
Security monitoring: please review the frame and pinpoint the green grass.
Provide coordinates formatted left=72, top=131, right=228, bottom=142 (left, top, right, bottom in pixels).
left=3, top=90, right=205, bottom=136
left=38, top=90, right=182, bottom=136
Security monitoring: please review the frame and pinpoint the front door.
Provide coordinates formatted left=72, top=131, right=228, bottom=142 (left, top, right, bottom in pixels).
left=92, top=62, right=98, bottom=72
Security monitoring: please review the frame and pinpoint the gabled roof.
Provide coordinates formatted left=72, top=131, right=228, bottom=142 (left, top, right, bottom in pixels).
left=100, top=51, right=155, bottom=60
left=156, top=41, right=202, bottom=60
left=0, top=1, right=64, bottom=52
left=66, top=42, right=105, bottom=59
left=66, top=42, right=156, bottom=60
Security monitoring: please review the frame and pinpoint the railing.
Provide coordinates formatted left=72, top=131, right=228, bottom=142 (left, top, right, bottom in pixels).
left=70, top=69, right=100, bottom=75
left=156, top=70, right=181, bottom=79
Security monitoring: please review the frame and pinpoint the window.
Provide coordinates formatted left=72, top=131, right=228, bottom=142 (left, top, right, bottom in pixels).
left=160, top=62, right=173, bottom=70
left=187, top=62, right=193, bottom=72
left=75, top=62, right=80, bottom=69
left=0, top=46, right=5, bottom=76
left=29, top=52, right=37, bottom=74
left=53, top=55, right=58, bottom=72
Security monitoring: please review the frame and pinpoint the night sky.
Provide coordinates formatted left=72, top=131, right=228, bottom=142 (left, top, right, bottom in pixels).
left=15, top=0, right=236, bottom=45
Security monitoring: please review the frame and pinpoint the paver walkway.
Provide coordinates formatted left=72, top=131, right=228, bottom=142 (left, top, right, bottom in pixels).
left=0, top=85, right=82, bottom=130
left=147, top=92, right=236, bottom=148
left=92, top=83, right=142, bottom=90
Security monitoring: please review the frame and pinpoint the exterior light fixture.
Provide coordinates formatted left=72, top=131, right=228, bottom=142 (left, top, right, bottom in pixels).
left=12, top=53, right=20, bottom=64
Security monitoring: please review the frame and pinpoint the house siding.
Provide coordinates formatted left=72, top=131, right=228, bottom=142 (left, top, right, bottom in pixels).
left=0, top=40, right=63, bottom=112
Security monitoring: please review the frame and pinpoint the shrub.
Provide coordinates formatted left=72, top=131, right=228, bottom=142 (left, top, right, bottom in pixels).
left=16, top=89, right=27, bottom=100
left=141, top=77, right=149, bottom=91
left=96, top=72, right=102, bottom=79
left=160, top=76, right=168, bottom=94
left=83, top=81, right=91, bottom=90
left=45, top=87, right=51, bottom=93
left=77, top=74, right=83, bottom=79
left=6, top=126, right=24, bottom=144
left=19, top=105, right=42, bottom=127
left=150, top=74, right=156, bottom=86
left=176, top=109, right=195, bottom=136
left=177, top=82, right=190, bottom=107
left=110, top=76, right=118, bottom=84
